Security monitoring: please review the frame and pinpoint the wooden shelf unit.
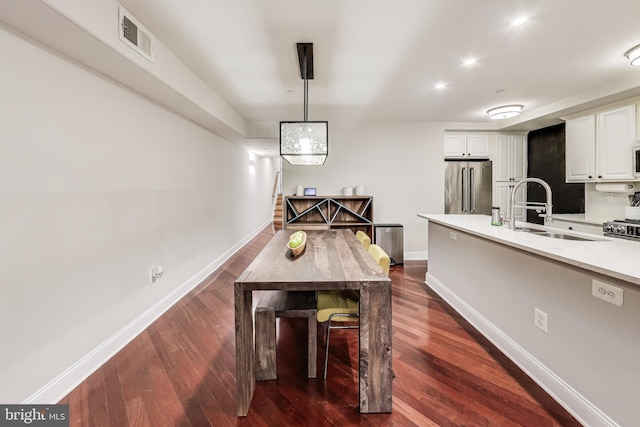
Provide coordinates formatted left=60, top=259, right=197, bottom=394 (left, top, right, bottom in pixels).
left=284, top=196, right=374, bottom=238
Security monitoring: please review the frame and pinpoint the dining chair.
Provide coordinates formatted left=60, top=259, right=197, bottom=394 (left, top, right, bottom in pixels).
left=367, top=243, right=390, bottom=275
left=355, top=230, right=371, bottom=250
left=317, top=243, right=390, bottom=379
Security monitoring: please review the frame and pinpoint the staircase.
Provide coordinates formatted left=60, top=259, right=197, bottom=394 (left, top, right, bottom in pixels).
left=273, top=194, right=283, bottom=231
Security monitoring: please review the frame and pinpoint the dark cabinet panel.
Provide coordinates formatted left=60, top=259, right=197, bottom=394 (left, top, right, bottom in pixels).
left=527, top=123, right=585, bottom=224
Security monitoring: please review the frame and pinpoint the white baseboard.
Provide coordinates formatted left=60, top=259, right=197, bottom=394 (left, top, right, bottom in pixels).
left=404, top=250, right=428, bottom=261
left=25, top=220, right=272, bottom=404
left=425, top=272, right=619, bottom=427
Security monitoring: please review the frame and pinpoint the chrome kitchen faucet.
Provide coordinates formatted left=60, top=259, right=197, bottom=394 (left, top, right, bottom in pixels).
left=508, top=178, right=553, bottom=230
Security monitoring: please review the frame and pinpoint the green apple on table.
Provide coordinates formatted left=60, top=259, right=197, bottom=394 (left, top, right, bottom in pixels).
left=288, top=231, right=304, bottom=248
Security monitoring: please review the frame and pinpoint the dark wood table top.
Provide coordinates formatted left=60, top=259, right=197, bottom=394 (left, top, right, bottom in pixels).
left=235, top=229, right=389, bottom=290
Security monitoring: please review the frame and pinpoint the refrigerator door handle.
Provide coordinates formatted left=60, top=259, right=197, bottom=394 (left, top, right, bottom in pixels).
left=470, top=167, right=476, bottom=212
left=461, top=167, right=467, bottom=212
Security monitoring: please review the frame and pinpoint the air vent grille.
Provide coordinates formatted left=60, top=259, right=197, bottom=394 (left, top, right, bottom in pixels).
left=118, top=6, right=154, bottom=62
left=122, top=15, right=138, bottom=46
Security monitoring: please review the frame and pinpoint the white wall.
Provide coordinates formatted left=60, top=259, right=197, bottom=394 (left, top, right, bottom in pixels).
left=0, top=25, right=278, bottom=402
left=282, top=122, right=445, bottom=259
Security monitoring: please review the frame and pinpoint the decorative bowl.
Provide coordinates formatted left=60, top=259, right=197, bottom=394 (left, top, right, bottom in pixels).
left=287, top=231, right=307, bottom=257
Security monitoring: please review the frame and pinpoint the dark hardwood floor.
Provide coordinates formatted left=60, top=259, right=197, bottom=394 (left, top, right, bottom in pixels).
left=60, top=227, right=582, bottom=426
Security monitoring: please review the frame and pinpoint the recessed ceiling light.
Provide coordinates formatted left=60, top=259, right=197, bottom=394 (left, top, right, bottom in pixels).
left=463, top=58, right=477, bottom=67
left=510, top=16, right=528, bottom=27
left=487, top=105, right=523, bottom=119
left=434, top=82, right=447, bottom=90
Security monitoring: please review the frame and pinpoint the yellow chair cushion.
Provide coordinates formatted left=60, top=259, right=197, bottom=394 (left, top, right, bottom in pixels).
left=368, top=244, right=390, bottom=276
left=356, top=230, right=371, bottom=249
left=317, top=290, right=359, bottom=322
left=316, top=243, right=388, bottom=324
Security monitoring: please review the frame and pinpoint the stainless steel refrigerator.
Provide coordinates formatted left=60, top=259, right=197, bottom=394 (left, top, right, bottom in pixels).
left=444, top=160, right=492, bottom=214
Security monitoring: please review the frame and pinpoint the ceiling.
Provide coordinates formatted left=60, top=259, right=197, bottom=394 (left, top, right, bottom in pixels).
left=116, top=0, right=640, bottom=154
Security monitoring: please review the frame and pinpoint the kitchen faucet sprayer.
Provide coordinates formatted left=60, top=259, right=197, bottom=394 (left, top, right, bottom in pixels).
left=508, top=178, right=553, bottom=230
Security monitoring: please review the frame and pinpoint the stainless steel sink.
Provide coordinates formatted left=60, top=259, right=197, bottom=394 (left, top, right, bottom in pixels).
left=515, top=227, right=600, bottom=241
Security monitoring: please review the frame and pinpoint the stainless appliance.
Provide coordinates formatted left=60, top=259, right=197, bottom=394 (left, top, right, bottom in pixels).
left=445, top=160, right=492, bottom=215
left=374, top=224, right=403, bottom=265
left=603, top=219, right=640, bottom=240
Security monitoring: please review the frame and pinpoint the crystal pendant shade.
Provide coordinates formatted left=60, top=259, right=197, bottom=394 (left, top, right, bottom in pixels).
left=280, top=121, right=328, bottom=165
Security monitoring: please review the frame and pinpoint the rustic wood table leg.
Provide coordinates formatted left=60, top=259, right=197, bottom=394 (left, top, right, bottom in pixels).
left=255, top=307, right=277, bottom=380
left=358, top=279, right=393, bottom=413
left=307, top=310, right=317, bottom=378
left=234, top=285, right=255, bottom=416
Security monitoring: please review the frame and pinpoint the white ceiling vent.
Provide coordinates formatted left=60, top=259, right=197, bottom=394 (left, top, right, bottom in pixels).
left=118, top=5, right=154, bottom=62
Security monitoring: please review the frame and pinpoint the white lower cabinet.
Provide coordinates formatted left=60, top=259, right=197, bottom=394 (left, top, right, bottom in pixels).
left=495, top=182, right=526, bottom=222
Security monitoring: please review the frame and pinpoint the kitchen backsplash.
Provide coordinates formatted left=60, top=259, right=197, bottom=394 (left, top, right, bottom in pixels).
left=585, top=183, right=638, bottom=221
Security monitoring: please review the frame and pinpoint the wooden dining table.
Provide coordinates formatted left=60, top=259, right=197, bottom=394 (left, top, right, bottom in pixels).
left=234, top=228, right=393, bottom=416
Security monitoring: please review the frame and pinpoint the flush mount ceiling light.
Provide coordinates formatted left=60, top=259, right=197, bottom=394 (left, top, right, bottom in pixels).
left=280, top=43, right=328, bottom=166
left=487, top=104, right=523, bottom=120
left=625, top=44, right=640, bottom=66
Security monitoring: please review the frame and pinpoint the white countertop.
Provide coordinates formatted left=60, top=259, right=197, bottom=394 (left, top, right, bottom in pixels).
left=418, top=213, right=640, bottom=286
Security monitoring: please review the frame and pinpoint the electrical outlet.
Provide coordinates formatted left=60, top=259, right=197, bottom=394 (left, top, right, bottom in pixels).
left=534, top=307, right=548, bottom=333
left=592, top=279, right=623, bottom=307
left=449, top=231, right=457, bottom=240
left=150, top=265, right=163, bottom=284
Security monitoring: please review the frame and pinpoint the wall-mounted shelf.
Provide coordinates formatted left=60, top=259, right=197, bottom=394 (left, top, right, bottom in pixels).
left=284, top=196, right=374, bottom=237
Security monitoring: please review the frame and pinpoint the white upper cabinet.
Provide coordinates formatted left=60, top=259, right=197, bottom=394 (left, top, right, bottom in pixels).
left=565, top=115, right=596, bottom=181
left=495, top=135, right=526, bottom=182
left=597, top=105, right=636, bottom=180
left=444, top=135, right=489, bottom=158
left=566, top=104, right=636, bottom=182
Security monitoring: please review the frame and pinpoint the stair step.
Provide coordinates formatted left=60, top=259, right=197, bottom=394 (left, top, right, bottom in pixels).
left=273, top=193, right=284, bottom=231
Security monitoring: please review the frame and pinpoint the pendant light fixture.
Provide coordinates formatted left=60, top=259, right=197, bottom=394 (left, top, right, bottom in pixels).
left=280, top=43, right=328, bottom=166
left=487, top=104, right=523, bottom=120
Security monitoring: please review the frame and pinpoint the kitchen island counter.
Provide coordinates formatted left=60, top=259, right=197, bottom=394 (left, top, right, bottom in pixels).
left=419, top=213, right=640, bottom=427
left=418, top=213, right=640, bottom=286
